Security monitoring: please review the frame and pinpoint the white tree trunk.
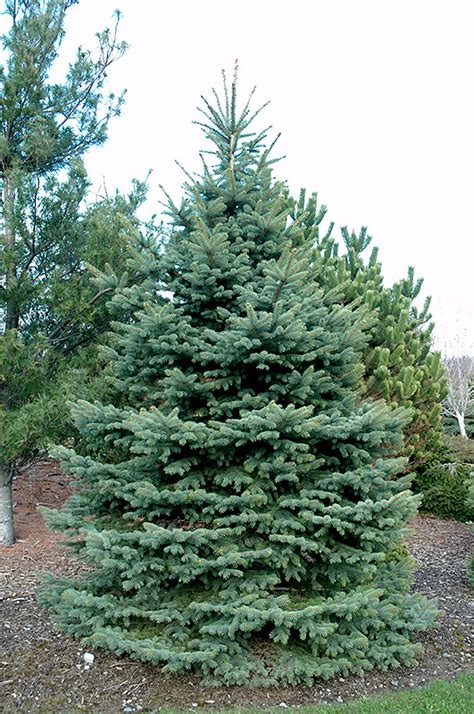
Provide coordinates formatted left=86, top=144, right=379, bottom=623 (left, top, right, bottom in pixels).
left=455, top=411, right=468, bottom=439
left=0, top=464, right=14, bottom=546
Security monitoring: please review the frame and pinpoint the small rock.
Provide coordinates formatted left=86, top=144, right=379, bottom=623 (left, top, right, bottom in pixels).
left=83, top=652, right=95, bottom=665
left=279, top=703, right=289, bottom=708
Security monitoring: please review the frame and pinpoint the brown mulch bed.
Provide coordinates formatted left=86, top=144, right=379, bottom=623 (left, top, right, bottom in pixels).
left=0, top=461, right=473, bottom=713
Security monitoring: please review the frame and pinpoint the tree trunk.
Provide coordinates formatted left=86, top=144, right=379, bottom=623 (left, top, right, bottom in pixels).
left=1, top=172, right=17, bottom=545
left=455, top=411, right=468, bottom=439
left=0, top=462, right=14, bottom=546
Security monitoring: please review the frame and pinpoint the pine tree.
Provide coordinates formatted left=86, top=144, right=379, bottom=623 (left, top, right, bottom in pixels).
left=294, top=197, right=446, bottom=474
left=41, top=73, right=437, bottom=685
left=0, top=0, right=127, bottom=544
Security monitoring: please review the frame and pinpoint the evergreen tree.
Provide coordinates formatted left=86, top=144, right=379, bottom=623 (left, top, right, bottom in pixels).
left=0, top=0, right=127, bottom=544
left=295, top=200, right=446, bottom=475
left=41, top=74, right=437, bottom=685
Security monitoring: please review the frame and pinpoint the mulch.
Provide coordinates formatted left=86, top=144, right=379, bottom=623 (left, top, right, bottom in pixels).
left=0, top=460, right=473, bottom=713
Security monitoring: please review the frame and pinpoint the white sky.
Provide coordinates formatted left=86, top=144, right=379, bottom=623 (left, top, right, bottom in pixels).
left=25, top=1, right=474, bottom=352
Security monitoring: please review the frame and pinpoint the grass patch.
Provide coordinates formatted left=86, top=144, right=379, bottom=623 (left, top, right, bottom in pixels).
left=308, top=674, right=474, bottom=713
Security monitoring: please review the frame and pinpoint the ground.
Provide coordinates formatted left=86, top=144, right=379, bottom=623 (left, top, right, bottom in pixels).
left=0, top=461, right=472, bottom=713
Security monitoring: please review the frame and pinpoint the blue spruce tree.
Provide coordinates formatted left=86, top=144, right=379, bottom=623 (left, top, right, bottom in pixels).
left=41, top=73, right=437, bottom=685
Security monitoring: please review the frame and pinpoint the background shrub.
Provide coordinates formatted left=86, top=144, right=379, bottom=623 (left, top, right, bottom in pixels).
left=414, top=436, right=473, bottom=522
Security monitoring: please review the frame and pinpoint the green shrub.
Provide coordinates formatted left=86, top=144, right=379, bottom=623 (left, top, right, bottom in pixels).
left=444, top=434, right=474, bottom=463
left=414, top=443, right=473, bottom=522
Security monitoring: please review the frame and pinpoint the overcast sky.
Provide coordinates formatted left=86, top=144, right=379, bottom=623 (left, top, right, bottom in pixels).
left=59, top=1, right=473, bottom=353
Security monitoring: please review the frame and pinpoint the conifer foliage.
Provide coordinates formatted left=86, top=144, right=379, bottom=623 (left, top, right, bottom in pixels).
left=294, top=202, right=446, bottom=471
left=0, top=0, right=127, bottom=545
left=42, top=74, right=437, bottom=685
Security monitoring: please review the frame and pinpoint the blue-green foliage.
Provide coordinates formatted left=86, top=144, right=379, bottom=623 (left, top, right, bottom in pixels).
left=40, top=74, right=437, bottom=685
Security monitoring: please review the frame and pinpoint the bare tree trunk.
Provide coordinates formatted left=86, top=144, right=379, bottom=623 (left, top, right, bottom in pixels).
left=0, top=463, right=14, bottom=546
left=455, top=411, right=468, bottom=439
left=1, top=172, right=17, bottom=545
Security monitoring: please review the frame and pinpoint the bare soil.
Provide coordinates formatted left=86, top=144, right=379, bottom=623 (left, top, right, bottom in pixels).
left=0, top=460, right=473, bottom=713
